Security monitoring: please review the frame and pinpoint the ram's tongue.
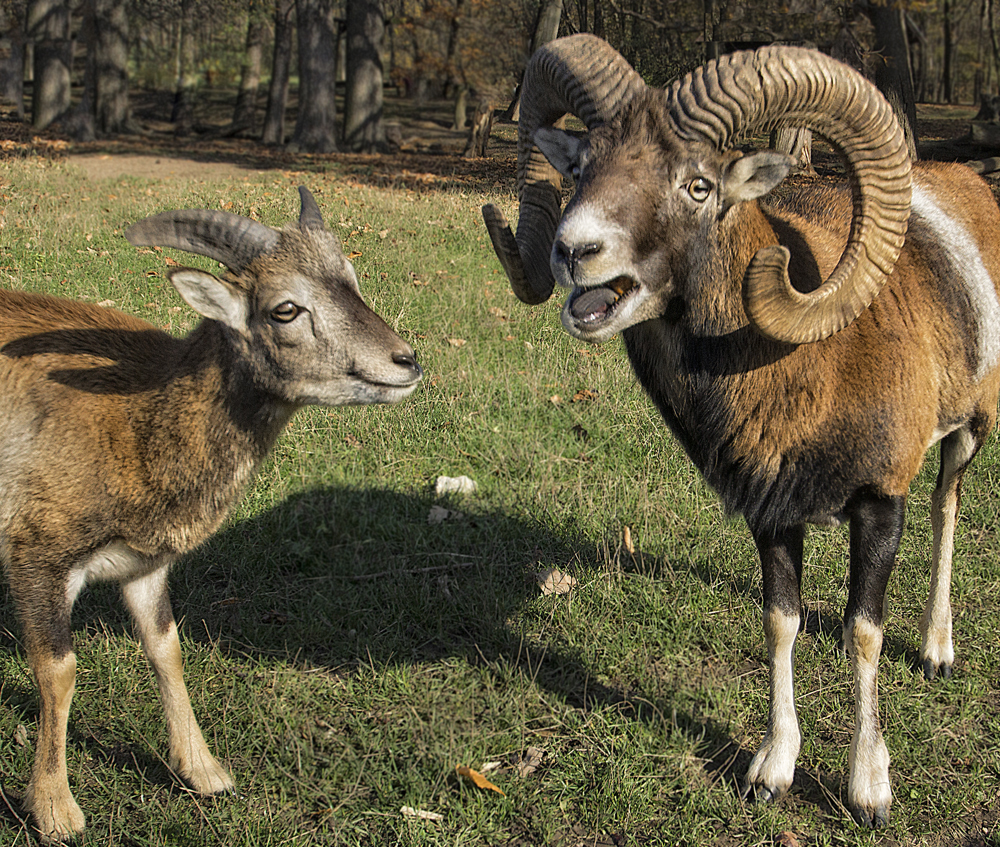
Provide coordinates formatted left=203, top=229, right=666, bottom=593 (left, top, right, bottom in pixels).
left=570, top=287, right=618, bottom=322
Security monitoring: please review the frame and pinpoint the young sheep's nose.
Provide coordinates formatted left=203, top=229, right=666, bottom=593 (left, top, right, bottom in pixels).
left=393, top=350, right=422, bottom=377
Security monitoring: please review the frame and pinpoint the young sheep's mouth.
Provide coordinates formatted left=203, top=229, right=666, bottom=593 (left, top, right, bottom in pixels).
left=567, top=276, right=638, bottom=325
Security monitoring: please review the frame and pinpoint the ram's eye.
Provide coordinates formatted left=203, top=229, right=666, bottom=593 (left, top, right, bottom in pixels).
left=688, top=177, right=712, bottom=202
left=270, top=302, right=301, bottom=323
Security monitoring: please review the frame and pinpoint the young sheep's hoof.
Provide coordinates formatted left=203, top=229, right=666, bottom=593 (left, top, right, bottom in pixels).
left=26, top=792, right=85, bottom=844
left=921, top=657, right=952, bottom=681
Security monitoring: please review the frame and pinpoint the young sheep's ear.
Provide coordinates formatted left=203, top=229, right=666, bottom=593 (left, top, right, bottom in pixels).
left=169, top=268, right=248, bottom=329
left=721, top=151, right=794, bottom=210
left=534, top=127, right=587, bottom=181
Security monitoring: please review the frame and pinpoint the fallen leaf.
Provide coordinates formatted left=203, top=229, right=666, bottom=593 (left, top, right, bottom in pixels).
left=571, top=388, right=598, bottom=402
left=516, top=746, right=545, bottom=777
left=348, top=250, right=362, bottom=259
left=549, top=394, right=562, bottom=404
left=623, top=526, right=635, bottom=555
left=14, top=724, right=28, bottom=747
left=775, top=832, right=801, bottom=847
left=447, top=337, right=467, bottom=347
left=537, top=568, right=577, bottom=596
left=456, top=764, right=506, bottom=797
left=164, top=256, right=181, bottom=266
left=400, top=806, right=444, bottom=821
left=479, top=760, right=503, bottom=774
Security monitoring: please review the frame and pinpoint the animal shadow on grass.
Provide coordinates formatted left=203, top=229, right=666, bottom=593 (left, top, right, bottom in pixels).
left=0, top=484, right=749, bottom=828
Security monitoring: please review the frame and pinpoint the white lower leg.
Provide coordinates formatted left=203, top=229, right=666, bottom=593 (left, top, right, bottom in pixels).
left=743, top=607, right=801, bottom=800
left=845, top=616, right=891, bottom=825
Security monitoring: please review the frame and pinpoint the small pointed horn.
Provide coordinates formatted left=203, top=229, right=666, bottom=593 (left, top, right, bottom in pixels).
left=298, top=185, right=325, bottom=230
left=125, top=210, right=280, bottom=274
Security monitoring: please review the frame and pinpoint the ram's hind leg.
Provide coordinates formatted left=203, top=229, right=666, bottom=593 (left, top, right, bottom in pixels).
left=920, top=425, right=983, bottom=680
left=741, top=523, right=804, bottom=804
left=121, top=564, right=234, bottom=795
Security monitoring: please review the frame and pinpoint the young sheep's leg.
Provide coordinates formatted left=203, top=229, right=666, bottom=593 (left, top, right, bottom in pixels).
left=920, top=427, right=979, bottom=680
left=120, top=564, right=234, bottom=795
left=843, top=491, right=905, bottom=828
left=13, top=579, right=86, bottom=843
left=741, top=523, right=804, bottom=804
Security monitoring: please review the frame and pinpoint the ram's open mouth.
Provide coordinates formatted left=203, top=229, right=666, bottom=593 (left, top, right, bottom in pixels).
left=567, top=276, right=638, bottom=325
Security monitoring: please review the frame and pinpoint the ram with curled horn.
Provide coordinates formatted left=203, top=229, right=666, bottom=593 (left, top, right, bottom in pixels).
left=483, top=34, right=1000, bottom=826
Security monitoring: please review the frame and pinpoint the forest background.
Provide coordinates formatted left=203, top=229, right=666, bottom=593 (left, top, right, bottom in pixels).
left=1, top=0, right=999, bottom=157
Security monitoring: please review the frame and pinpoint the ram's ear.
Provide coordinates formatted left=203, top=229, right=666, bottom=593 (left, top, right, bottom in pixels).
left=169, top=268, right=248, bottom=329
left=721, top=151, right=794, bottom=210
left=534, top=127, right=588, bottom=181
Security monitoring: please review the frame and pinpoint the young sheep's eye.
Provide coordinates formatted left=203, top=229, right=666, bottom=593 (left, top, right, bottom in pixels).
left=270, top=302, right=301, bottom=323
left=688, top=177, right=713, bottom=202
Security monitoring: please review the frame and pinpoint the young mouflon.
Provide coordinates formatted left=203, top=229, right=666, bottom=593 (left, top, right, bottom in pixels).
left=1, top=186, right=421, bottom=841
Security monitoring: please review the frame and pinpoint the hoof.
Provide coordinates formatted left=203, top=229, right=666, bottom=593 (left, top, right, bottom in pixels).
left=740, top=780, right=780, bottom=806
left=851, top=803, right=890, bottom=828
left=922, top=658, right=953, bottom=681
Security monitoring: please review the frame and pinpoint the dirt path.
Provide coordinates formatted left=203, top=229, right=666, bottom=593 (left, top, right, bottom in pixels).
left=67, top=153, right=269, bottom=181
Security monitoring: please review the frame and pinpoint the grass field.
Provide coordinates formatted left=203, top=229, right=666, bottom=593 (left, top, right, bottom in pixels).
left=0, top=136, right=999, bottom=846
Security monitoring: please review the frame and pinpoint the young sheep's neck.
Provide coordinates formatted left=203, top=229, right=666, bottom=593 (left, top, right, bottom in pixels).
left=118, top=319, right=296, bottom=555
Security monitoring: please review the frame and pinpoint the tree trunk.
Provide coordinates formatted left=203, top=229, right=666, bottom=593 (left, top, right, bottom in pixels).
left=867, top=2, right=918, bottom=159
left=505, top=0, right=562, bottom=121
left=771, top=127, right=814, bottom=175
left=66, top=0, right=97, bottom=140
left=94, top=0, right=130, bottom=134
left=262, top=0, right=294, bottom=145
left=453, top=83, right=468, bottom=130
left=343, top=0, right=385, bottom=152
left=232, top=1, right=266, bottom=134
left=942, top=0, right=954, bottom=103
left=533, top=0, right=562, bottom=53
left=463, top=98, right=493, bottom=158
left=289, top=0, right=338, bottom=153
left=171, top=0, right=198, bottom=135
left=27, top=0, right=71, bottom=129
left=0, top=8, right=26, bottom=118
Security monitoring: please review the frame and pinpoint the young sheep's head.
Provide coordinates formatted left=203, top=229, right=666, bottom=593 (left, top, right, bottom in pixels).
left=126, top=187, right=422, bottom=408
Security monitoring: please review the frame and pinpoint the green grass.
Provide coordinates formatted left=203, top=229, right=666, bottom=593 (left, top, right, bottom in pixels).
left=1, top=150, right=999, bottom=846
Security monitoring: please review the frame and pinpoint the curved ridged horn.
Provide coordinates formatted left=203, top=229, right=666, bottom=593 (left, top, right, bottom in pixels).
left=298, top=185, right=325, bottom=230
left=482, top=34, right=646, bottom=304
left=668, top=46, right=911, bottom=343
left=125, top=209, right=280, bottom=274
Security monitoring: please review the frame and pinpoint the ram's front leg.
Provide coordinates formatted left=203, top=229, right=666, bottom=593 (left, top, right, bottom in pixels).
left=121, top=563, right=234, bottom=795
left=741, top=523, right=804, bottom=804
left=843, top=491, right=905, bottom=827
